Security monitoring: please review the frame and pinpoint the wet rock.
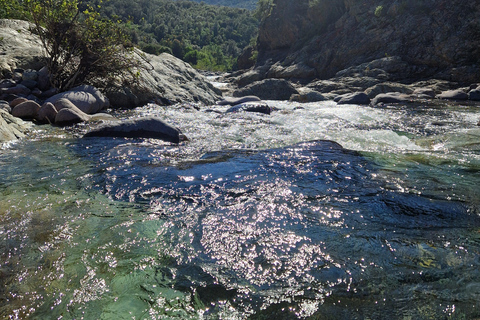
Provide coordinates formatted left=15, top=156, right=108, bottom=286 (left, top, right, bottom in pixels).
left=290, top=89, right=327, bottom=103
left=233, top=79, right=298, bottom=101
left=412, top=88, right=436, bottom=98
left=217, top=96, right=262, bottom=106
left=371, top=92, right=411, bottom=105
left=365, top=82, right=414, bottom=99
left=55, top=107, right=91, bottom=125
left=226, top=102, right=272, bottom=115
left=84, top=117, right=187, bottom=143
left=37, top=102, right=57, bottom=124
left=11, top=100, right=41, bottom=119
left=437, top=89, right=469, bottom=100
left=468, top=89, right=480, bottom=101
left=336, top=92, right=371, bottom=105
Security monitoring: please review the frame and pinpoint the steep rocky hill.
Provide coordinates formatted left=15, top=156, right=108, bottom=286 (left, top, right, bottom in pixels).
left=255, top=0, right=480, bottom=83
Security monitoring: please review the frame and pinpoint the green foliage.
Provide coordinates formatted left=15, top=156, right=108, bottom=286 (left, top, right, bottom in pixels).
left=182, top=0, right=257, bottom=10
left=374, top=5, right=384, bottom=17
left=23, top=0, right=144, bottom=91
left=94, top=0, right=258, bottom=71
left=0, top=0, right=26, bottom=19
left=254, top=0, right=274, bottom=21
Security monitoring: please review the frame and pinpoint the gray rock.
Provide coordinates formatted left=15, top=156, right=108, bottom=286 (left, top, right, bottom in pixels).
left=11, top=100, right=41, bottom=119
left=0, top=100, right=11, bottom=113
left=37, top=66, right=51, bottom=91
left=365, top=82, right=414, bottom=99
left=37, top=102, right=57, bottom=124
left=0, top=19, right=46, bottom=74
left=337, top=92, right=371, bottom=105
left=437, top=89, right=469, bottom=100
left=46, top=88, right=105, bottom=114
left=115, top=51, right=222, bottom=107
left=0, top=109, right=30, bottom=142
left=83, top=117, right=187, bottom=143
left=22, top=69, right=38, bottom=81
left=0, top=79, right=16, bottom=89
left=1, top=84, right=31, bottom=97
left=371, top=92, right=411, bottom=105
left=233, top=79, right=299, bottom=100
left=217, top=96, right=262, bottom=106
left=55, top=107, right=91, bottom=126
left=21, top=79, right=37, bottom=89
left=290, top=90, right=327, bottom=103
left=413, top=88, right=436, bottom=98
left=226, top=102, right=272, bottom=115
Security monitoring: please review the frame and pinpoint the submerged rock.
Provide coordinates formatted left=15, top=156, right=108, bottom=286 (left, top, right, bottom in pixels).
left=233, top=79, right=298, bottom=101
left=84, top=117, right=188, bottom=143
left=336, top=92, right=371, bottom=105
left=217, top=96, right=262, bottom=106
left=226, top=102, right=272, bottom=115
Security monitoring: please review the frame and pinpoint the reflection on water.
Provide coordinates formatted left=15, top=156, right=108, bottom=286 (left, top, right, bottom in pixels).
left=1, top=101, right=480, bottom=319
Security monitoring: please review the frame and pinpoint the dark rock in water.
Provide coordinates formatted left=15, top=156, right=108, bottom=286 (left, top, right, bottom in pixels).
left=289, top=90, right=326, bottom=103
left=233, top=79, right=298, bottom=101
left=371, top=93, right=411, bottom=106
left=84, top=117, right=188, bottom=143
left=337, top=92, right=371, bottom=105
left=468, top=89, right=480, bottom=101
left=437, top=89, right=468, bottom=100
left=226, top=102, right=272, bottom=115
left=217, top=96, right=261, bottom=106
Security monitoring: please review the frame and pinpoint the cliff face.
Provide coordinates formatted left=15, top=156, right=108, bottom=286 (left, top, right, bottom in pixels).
left=256, top=0, right=480, bottom=83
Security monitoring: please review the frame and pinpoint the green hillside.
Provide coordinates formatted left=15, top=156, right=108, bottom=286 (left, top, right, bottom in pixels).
left=98, top=0, right=259, bottom=71
left=178, top=0, right=257, bottom=10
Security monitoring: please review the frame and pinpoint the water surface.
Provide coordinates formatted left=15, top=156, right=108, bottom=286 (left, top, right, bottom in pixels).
left=1, top=100, right=480, bottom=319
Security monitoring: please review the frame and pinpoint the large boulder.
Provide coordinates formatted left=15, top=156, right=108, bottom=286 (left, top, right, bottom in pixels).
left=11, top=100, right=41, bottom=119
left=83, top=117, right=187, bottom=143
left=45, top=85, right=108, bottom=114
left=0, top=109, right=30, bottom=142
left=0, top=19, right=46, bottom=74
left=106, top=52, right=222, bottom=108
left=55, top=106, right=91, bottom=126
left=232, top=79, right=299, bottom=100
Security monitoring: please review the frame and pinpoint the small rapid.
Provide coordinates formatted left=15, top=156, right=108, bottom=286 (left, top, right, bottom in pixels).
left=1, top=99, right=480, bottom=319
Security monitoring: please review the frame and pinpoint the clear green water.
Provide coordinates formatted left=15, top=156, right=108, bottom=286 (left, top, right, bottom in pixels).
left=1, top=101, right=480, bottom=319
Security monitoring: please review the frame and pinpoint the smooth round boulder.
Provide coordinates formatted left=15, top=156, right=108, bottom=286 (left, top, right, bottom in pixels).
left=11, top=100, right=41, bottom=119
left=437, top=89, right=468, bottom=100
left=55, top=107, right=91, bottom=126
left=83, top=117, right=187, bottom=143
left=337, top=92, right=371, bottom=105
left=53, top=98, right=79, bottom=112
left=413, top=88, right=436, bottom=98
left=37, top=102, right=58, bottom=124
left=232, top=79, right=299, bottom=101
left=290, top=90, right=327, bottom=103
left=10, top=97, right=28, bottom=108
left=46, top=90, right=103, bottom=114
left=371, top=92, right=411, bottom=105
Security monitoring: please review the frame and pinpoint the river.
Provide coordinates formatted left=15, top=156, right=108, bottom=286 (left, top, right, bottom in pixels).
left=1, top=99, right=480, bottom=319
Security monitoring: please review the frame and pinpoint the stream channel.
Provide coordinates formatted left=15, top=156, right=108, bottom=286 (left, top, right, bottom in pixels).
left=1, top=98, right=480, bottom=319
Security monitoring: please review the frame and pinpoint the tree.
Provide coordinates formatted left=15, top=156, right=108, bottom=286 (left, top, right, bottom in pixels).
left=24, top=0, right=145, bottom=91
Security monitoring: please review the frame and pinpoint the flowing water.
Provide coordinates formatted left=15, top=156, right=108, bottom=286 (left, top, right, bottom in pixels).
left=1, top=99, right=480, bottom=319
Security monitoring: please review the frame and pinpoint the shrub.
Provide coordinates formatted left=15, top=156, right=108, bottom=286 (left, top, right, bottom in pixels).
left=24, top=0, right=145, bottom=91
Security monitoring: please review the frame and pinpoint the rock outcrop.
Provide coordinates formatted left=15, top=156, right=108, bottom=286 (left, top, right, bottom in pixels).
left=0, top=109, right=30, bottom=142
left=255, top=0, right=480, bottom=83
